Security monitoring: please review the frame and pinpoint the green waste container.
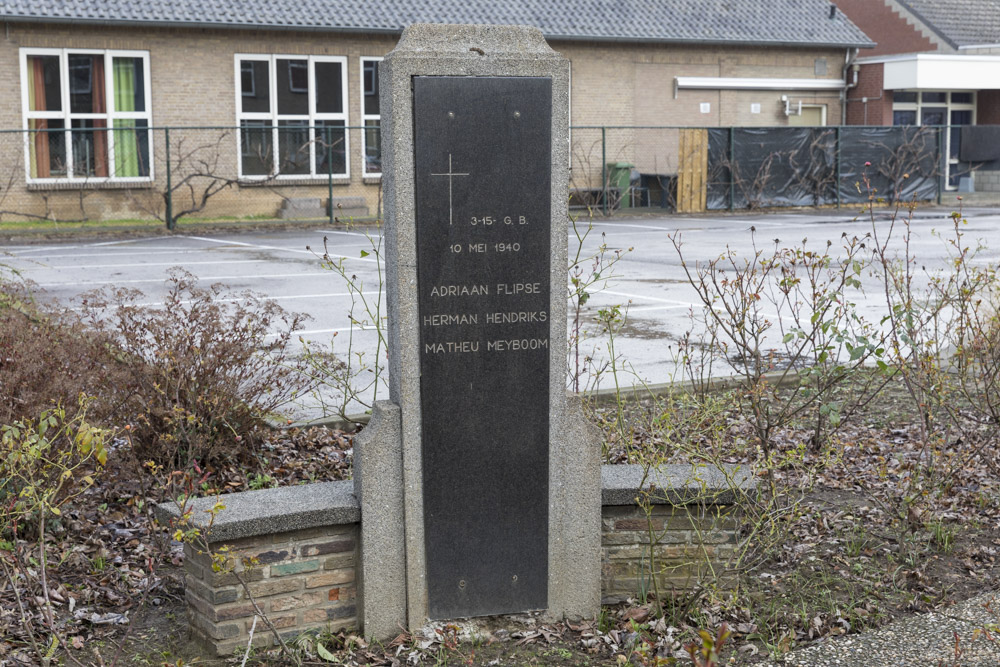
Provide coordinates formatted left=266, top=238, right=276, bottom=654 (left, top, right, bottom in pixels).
left=606, top=161, right=635, bottom=208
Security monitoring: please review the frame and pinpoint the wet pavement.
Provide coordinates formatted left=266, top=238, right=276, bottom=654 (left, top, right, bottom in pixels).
left=4, top=205, right=999, bottom=418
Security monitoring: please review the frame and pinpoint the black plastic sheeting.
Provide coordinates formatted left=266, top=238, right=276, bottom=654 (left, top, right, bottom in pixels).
left=707, top=126, right=941, bottom=210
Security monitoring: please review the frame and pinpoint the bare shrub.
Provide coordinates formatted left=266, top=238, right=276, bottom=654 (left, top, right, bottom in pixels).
left=0, top=278, right=121, bottom=425
left=81, top=271, right=312, bottom=468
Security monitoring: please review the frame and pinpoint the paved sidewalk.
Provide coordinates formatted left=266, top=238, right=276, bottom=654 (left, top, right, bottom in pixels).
left=778, top=592, right=1000, bottom=666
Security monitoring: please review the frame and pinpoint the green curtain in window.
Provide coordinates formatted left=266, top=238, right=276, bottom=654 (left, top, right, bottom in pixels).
left=113, top=59, right=139, bottom=177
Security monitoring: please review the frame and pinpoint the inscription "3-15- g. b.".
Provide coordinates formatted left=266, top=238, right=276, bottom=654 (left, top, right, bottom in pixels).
left=470, top=215, right=528, bottom=225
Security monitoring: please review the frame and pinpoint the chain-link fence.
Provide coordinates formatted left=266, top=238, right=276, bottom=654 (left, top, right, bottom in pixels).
left=0, top=124, right=990, bottom=225
left=0, top=125, right=382, bottom=227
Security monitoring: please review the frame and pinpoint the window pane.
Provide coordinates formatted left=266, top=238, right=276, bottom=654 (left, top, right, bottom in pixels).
left=315, top=121, right=347, bottom=175
left=27, top=55, right=62, bottom=112
left=112, top=57, right=146, bottom=112
left=893, top=110, right=917, bottom=125
left=951, top=109, right=973, bottom=126
left=28, top=119, right=66, bottom=177
left=922, top=92, right=946, bottom=104
left=113, top=119, right=150, bottom=177
left=69, top=54, right=106, bottom=114
left=315, top=61, right=344, bottom=114
left=364, top=119, right=381, bottom=173
left=951, top=92, right=973, bottom=105
left=240, top=120, right=273, bottom=176
left=278, top=120, right=311, bottom=175
left=949, top=111, right=973, bottom=160
left=277, top=59, right=309, bottom=115
left=893, top=91, right=917, bottom=104
left=240, top=60, right=270, bottom=113
left=71, top=118, right=109, bottom=177
left=363, top=60, right=379, bottom=116
left=922, top=107, right=947, bottom=126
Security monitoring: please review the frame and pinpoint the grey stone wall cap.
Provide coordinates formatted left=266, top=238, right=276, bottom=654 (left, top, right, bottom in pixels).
left=153, top=480, right=359, bottom=544
left=393, top=23, right=557, bottom=57
left=151, top=463, right=751, bottom=543
left=601, top=463, right=755, bottom=506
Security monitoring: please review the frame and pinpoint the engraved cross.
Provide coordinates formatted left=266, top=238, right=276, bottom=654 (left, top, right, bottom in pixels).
left=431, top=153, right=469, bottom=225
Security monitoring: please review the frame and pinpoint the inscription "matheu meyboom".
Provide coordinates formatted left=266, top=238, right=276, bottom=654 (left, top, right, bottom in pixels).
left=425, top=338, right=549, bottom=354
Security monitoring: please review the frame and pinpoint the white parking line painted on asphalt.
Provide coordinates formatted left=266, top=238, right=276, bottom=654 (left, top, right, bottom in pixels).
left=3, top=248, right=276, bottom=261
left=315, top=229, right=382, bottom=239
left=267, top=325, right=381, bottom=338
left=181, top=234, right=382, bottom=261
left=626, top=304, right=697, bottom=313
left=20, top=259, right=306, bottom=271
left=583, top=222, right=687, bottom=232
left=88, top=235, right=175, bottom=246
left=68, top=291, right=367, bottom=310
left=5, top=245, right=62, bottom=255
left=6, top=236, right=182, bottom=255
left=600, top=289, right=692, bottom=305
left=37, top=271, right=339, bottom=287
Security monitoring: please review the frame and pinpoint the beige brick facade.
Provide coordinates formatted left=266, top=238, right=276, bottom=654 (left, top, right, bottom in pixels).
left=0, top=22, right=848, bottom=222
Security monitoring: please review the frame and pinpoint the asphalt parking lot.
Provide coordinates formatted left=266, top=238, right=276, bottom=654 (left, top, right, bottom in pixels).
left=4, top=206, right=999, bottom=419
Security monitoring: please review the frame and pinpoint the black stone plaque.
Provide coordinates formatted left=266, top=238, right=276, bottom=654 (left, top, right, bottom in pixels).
left=414, top=76, right=552, bottom=619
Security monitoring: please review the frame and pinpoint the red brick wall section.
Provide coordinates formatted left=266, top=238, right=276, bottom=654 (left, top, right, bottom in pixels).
left=184, top=525, right=358, bottom=656
left=846, top=63, right=893, bottom=125
left=978, top=90, right=1000, bottom=125
left=833, top=0, right=936, bottom=57
left=601, top=503, right=739, bottom=602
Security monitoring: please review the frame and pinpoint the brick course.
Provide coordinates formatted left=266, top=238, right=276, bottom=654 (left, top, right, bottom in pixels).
left=600, top=503, right=740, bottom=602
left=183, top=524, right=357, bottom=656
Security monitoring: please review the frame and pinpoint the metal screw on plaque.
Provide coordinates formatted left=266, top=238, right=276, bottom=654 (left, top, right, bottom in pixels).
left=448, top=111, right=455, bottom=119
left=458, top=579, right=466, bottom=589
left=511, top=575, right=518, bottom=582
left=513, top=111, right=521, bottom=118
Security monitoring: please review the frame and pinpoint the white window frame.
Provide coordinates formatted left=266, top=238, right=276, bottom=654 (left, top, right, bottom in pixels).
left=19, top=47, right=153, bottom=183
left=892, top=90, right=976, bottom=190
left=235, top=54, right=350, bottom=180
left=891, top=90, right=976, bottom=126
left=360, top=56, right=383, bottom=178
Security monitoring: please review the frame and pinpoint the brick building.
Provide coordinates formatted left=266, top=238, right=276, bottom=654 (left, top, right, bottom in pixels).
left=0, top=0, right=872, bottom=222
left=834, top=0, right=1000, bottom=190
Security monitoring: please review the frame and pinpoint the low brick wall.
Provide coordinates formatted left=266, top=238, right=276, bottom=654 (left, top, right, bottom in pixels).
left=182, top=525, right=359, bottom=655
left=601, top=503, right=739, bottom=603
left=156, top=464, right=752, bottom=656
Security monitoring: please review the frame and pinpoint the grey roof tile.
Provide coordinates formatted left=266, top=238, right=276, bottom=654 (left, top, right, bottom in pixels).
left=898, top=0, right=1000, bottom=48
left=0, top=0, right=874, bottom=48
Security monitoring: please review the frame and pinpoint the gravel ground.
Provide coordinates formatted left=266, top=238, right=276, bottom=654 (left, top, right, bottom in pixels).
left=778, top=591, right=1000, bottom=666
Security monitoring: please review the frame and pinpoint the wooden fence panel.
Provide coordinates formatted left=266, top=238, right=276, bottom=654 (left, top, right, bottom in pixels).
left=677, top=129, right=708, bottom=213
